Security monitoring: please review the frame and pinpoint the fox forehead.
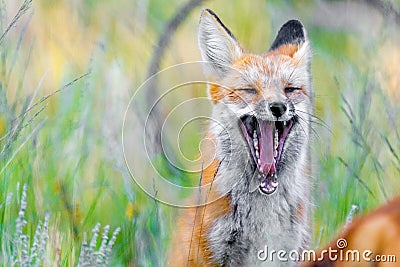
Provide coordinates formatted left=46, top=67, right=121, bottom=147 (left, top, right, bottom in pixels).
left=226, top=47, right=310, bottom=92
left=207, top=48, right=311, bottom=105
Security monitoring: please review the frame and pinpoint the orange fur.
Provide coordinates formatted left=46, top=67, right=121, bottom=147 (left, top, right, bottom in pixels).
left=167, top=136, right=231, bottom=267
left=209, top=84, right=225, bottom=104
left=267, top=44, right=300, bottom=58
left=209, top=50, right=307, bottom=106
left=302, top=196, right=400, bottom=267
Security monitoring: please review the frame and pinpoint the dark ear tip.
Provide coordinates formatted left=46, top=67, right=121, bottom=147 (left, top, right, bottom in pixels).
left=282, top=19, right=304, bottom=30
left=202, top=8, right=215, bottom=15
left=199, top=8, right=236, bottom=41
left=269, top=19, right=306, bottom=51
left=201, top=8, right=218, bottom=20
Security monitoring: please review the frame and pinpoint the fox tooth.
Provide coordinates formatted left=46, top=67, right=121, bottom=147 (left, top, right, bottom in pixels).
left=257, top=159, right=261, bottom=165
left=255, top=149, right=259, bottom=159
left=274, top=149, right=278, bottom=158
left=253, top=131, right=258, bottom=145
left=253, top=138, right=258, bottom=149
left=253, top=133, right=259, bottom=154
left=284, top=121, right=287, bottom=126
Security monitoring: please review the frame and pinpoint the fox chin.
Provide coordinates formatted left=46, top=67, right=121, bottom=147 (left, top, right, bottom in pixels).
left=168, top=9, right=314, bottom=267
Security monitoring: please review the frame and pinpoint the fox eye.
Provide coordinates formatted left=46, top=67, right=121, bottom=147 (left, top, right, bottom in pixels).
left=237, top=88, right=257, bottom=94
left=284, top=87, right=301, bottom=94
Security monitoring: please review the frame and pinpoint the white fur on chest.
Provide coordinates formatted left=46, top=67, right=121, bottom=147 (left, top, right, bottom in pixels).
left=206, top=114, right=311, bottom=267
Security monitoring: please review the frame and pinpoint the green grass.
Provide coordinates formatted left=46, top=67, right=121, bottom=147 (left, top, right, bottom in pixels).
left=0, top=0, right=399, bottom=266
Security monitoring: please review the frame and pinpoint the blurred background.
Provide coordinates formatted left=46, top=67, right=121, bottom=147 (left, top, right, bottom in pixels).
left=0, top=0, right=399, bottom=265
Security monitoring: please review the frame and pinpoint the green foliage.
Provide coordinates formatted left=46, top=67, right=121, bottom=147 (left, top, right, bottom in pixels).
left=0, top=0, right=399, bottom=266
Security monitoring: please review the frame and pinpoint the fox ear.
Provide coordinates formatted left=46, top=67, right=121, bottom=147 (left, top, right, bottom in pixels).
left=198, top=9, right=243, bottom=79
left=269, top=20, right=311, bottom=64
left=270, top=20, right=306, bottom=50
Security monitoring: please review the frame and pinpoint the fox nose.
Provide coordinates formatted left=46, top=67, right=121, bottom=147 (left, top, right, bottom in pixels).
left=269, top=102, right=287, bottom=118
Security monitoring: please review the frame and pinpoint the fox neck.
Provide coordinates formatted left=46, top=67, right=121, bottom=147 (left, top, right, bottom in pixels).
left=206, top=104, right=312, bottom=266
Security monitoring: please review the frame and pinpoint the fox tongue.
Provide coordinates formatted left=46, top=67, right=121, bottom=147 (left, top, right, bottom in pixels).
left=258, top=120, right=275, bottom=174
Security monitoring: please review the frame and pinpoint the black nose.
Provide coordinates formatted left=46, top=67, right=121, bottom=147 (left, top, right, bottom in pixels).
left=269, top=102, right=287, bottom=118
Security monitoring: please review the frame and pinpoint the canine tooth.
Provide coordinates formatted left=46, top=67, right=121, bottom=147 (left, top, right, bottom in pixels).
left=274, top=130, right=279, bottom=150
left=284, top=121, right=287, bottom=126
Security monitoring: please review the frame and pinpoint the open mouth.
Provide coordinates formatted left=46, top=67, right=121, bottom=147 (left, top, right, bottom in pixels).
left=240, top=115, right=294, bottom=195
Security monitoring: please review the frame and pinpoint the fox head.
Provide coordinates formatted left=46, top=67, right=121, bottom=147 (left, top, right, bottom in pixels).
left=197, top=9, right=313, bottom=195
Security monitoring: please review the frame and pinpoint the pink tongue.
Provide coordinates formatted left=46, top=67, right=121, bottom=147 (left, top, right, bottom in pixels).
left=258, top=120, right=275, bottom=174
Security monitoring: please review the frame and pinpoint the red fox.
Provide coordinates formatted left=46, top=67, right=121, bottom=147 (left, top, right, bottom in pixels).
left=168, top=9, right=313, bottom=266
left=301, top=196, right=400, bottom=267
